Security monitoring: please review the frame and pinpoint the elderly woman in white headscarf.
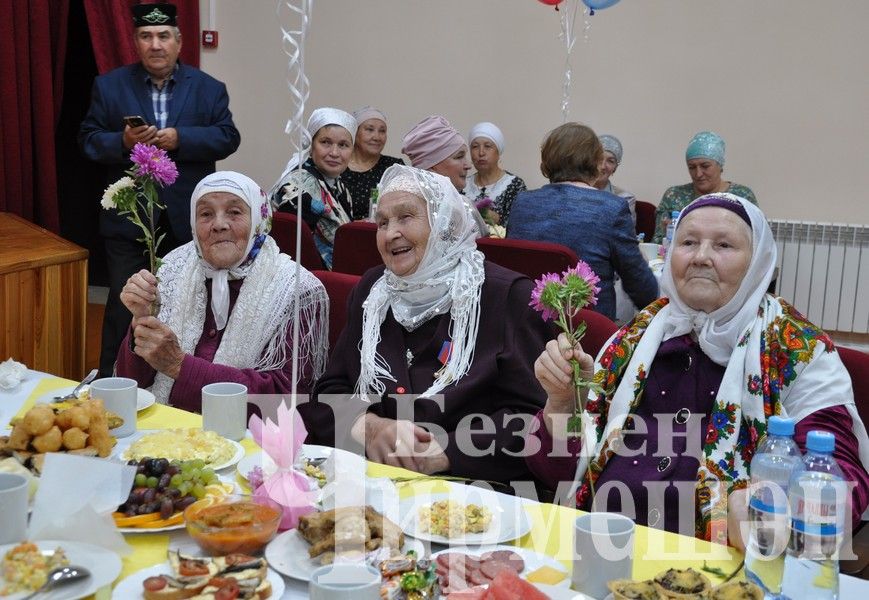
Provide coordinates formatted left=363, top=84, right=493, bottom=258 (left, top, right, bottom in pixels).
left=271, top=107, right=358, bottom=268
left=463, top=122, right=527, bottom=227
left=528, top=193, right=869, bottom=545
left=118, top=171, right=329, bottom=412
left=300, top=164, right=550, bottom=483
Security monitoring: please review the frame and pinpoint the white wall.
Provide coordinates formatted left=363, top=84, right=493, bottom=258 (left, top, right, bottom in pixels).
left=199, top=0, right=869, bottom=223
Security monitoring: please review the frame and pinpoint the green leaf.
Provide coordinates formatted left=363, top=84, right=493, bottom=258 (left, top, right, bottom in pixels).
left=567, top=414, right=582, bottom=435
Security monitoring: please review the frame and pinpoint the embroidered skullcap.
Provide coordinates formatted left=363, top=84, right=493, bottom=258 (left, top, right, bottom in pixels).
left=468, top=122, right=505, bottom=154
left=685, top=131, right=725, bottom=166
left=401, top=115, right=466, bottom=170
left=307, top=108, right=357, bottom=145
left=132, top=3, right=177, bottom=27
left=679, top=193, right=750, bottom=228
left=352, top=106, right=387, bottom=126
left=599, top=134, right=623, bottom=164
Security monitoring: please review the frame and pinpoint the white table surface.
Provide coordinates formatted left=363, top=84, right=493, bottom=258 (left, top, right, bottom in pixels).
left=3, top=369, right=867, bottom=598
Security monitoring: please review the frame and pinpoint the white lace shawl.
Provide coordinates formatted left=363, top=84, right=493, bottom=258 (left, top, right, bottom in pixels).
left=356, top=166, right=485, bottom=401
left=149, top=238, right=328, bottom=404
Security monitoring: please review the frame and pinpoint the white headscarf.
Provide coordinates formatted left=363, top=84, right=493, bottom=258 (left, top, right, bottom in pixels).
left=468, top=122, right=505, bottom=154
left=150, top=171, right=329, bottom=404
left=659, top=193, right=776, bottom=365
left=352, top=106, right=387, bottom=127
left=190, top=171, right=269, bottom=330
left=356, top=165, right=485, bottom=400
left=270, top=107, right=357, bottom=197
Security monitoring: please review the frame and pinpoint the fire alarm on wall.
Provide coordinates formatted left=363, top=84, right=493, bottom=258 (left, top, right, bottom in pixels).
left=202, top=30, right=218, bottom=48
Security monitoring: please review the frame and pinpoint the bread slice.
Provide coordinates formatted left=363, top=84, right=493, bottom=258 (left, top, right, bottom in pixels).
left=141, top=574, right=210, bottom=600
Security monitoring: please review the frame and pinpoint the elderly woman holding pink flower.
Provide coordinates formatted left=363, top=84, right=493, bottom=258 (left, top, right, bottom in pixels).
left=116, top=171, right=329, bottom=412
left=299, top=164, right=550, bottom=484
left=527, top=193, right=869, bottom=548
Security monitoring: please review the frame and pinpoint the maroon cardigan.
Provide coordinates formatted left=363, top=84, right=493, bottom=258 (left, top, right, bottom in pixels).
left=299, top=262, right=551, bottom=484
left=117, top=279, right=311, bottom=413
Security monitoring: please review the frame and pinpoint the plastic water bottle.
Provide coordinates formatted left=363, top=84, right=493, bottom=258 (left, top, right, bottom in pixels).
left=745, top=416, right=803, bottom=598
left=662, top=210, right=679, bottom=251
left=781, top=431, right=848, bottom=600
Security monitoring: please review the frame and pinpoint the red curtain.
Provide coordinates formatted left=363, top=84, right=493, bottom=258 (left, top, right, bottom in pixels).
left=83, top=0, right=200, bottom=75
left=0, top=0, right=69, bottom=231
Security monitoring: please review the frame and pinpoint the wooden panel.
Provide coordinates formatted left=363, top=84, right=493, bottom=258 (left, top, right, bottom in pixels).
left=0, top=213, right=88, bottom=379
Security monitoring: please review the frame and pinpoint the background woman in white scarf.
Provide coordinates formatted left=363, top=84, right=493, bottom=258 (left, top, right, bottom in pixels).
left=300, top=165, right=550, bottom=484
left=528, top=193, right=869, bottom=546
left=463, top=121, right=527, bottom=227
left=117, top=171, right=329, bottom=412
left=271, top=107, right=358, bottom=268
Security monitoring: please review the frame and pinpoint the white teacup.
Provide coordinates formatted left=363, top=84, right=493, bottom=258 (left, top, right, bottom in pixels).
left=639, top=242, right=662, bottom=262
left=201, top=382, right=248, bottom=441
left=572, top=512, right=635, bottom=598
left=90, top=377, right=137, bottom=437
left=309, top=563, right=381, bottom=600
left=0, top=473, right=28, bottom=544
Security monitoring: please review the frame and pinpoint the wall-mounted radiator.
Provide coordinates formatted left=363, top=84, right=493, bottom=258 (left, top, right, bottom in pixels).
left=769, top=220, right=868, bottom=334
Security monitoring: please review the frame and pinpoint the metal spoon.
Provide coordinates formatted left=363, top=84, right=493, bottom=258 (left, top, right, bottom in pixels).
left=20, top=565, right=91, bottom=599
left=53, top=369, right=98, bottom=402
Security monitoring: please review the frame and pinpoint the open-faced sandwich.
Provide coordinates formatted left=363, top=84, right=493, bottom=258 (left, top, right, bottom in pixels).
left=141, top=550, right=271, bottom=600
left=378, top=550, right=439, bottom=599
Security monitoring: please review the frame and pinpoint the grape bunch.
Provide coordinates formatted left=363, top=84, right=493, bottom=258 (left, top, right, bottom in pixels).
left=118, top=457, right=219, bottom=519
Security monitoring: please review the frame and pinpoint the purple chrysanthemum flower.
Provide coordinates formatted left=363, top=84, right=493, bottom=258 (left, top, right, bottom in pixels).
left=529, top=272, right=563, bottom=321
left=562, top=260, right=601, bottom=307
left=130, top=143, right=178, bottom=186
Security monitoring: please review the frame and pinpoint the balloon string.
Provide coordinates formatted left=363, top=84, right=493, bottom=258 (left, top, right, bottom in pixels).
left=278, top=0, right=312, bottom=402
left=559, top=0, right=581, bottom=121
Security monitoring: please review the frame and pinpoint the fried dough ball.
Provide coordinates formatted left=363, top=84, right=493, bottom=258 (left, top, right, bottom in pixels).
left=7, top=423, right=31, bottom=451
left=31, top=425, right=63, bottom=453
left=61, top=427, right=88, bottom=450
left=85, top=399, right=108, bottom=429
left=87, top=421, right=114, bottom=457
left=23, top=405, right=55, bottom=436
left=60, top=406, right=90, bottom=431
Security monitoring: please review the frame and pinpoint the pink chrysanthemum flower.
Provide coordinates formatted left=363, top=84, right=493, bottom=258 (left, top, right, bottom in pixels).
left=248, top=466, right=265, bottom=490
left=562, top=260, right=601, bottom=307
left=475, top=197, right=494, bottom=210
left=529, top=272, right=563, bottom=321
left=130, top=143, right=178, bottom=186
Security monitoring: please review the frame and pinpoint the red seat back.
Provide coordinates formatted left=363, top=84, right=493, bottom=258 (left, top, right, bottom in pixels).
left=271, top=212, right=326, bottom=272
left=332, top=221, right=381, bottom=275
left=570, top=308, right=619, bottom=359
left=476, top=237, right=579, bottom=281
left=838, top=346, right=869, bottom=428
left=635, top=200, right=656, bottom=241
left=311, top=270, right=361, bottom=350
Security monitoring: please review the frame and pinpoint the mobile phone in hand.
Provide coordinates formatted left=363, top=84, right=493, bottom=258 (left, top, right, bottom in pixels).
left=123, top=115, right=148, bottom=128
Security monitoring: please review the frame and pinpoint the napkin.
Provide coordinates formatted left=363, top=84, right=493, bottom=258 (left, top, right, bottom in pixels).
left=248, top=400, right=316, bottom=530
left=28, top=453, right=135, bottom=555
left=0, top=358, right=26, bottom=390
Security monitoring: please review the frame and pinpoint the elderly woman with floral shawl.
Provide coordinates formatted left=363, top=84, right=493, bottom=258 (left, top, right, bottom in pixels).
left=300, top=165, right=550, bottom=484
left=528, top=193, right=869, bottom=547
left=117, top=171, right=329, bottom=412
left=271, top=107, right=358, bottom=268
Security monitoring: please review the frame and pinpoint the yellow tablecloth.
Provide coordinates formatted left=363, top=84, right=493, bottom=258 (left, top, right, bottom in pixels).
left=17, top=380, right=742, bottom=593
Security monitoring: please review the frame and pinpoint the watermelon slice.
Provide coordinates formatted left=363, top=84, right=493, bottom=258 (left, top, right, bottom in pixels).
left=484, top=569, right=551, bottom=600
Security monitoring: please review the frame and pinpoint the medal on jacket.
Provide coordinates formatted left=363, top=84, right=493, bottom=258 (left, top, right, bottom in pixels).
left=433, top=340, right=453, bottom=381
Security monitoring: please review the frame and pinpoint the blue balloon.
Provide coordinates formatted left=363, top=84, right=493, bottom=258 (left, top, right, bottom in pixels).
left=583, top=0, right=620, bottom=10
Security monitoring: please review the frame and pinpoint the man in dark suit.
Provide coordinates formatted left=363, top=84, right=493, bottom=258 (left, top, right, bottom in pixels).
left=79, top=3, right=240, bottom=377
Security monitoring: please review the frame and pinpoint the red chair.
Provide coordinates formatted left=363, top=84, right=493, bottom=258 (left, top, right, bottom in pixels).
left=570, top=308, right=619, bottom=359
left=271, top=212, right=326, bottom=272
left=838, top=346, right=869, bottom=428
left=476, top=237, right=579, bottom=282
left=332, top=221, right=381, bottom=275
left=311, top=270, right=361, bottom=350
left=635, top=200, right=656, bottom=242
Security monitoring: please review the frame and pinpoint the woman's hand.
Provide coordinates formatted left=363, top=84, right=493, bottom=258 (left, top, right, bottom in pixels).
left=120, top=270, right=158, bottom=319
left=353, top=414, right=449, bottom=474
left=727, top=487, right=749, bottom=552
left=535, top=333, right=595, bottom=435
left=131, top=316, right=184, bottom=379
